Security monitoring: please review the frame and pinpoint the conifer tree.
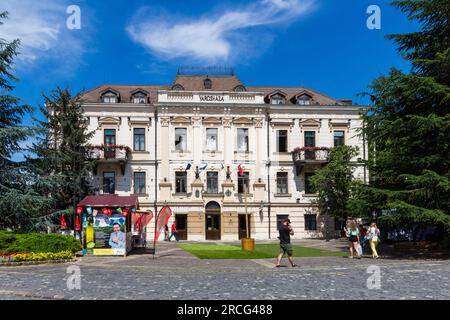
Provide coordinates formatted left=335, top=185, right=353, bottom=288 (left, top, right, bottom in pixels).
left=353, top=0, right=450, bottom=239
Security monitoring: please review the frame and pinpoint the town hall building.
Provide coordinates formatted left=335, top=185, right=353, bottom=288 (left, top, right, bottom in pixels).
left=81, top=70, right=368, bottom=241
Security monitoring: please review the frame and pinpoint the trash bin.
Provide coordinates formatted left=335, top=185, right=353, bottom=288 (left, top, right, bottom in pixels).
left=241, top=238, right=255, bottom=251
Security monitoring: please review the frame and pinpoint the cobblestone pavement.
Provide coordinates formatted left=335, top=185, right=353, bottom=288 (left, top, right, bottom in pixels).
left=0, top=241, right=449, bottom=300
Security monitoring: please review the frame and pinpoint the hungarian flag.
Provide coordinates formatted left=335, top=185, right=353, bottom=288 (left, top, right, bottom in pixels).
left=60, top=215, right=67, bottom=229
left=238, top=164, right=244, bottom=176
left=154, top=206, right=172, bottom=241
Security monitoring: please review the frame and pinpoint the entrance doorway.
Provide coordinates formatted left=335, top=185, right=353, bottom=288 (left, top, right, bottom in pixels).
left=238, top=214, right=251, bottom=239
left=175, top=214, right=187, bottom=240
left=205, top=201, right=221, bottom=240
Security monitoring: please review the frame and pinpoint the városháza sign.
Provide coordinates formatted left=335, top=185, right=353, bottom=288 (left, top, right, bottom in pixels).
left=199, top=94, right=225, bottom=102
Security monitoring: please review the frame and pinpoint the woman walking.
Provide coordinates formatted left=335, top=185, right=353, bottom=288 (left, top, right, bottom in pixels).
left=346, top=222, right=362, bottom=259
left=367, top=223, right=381, bottom=258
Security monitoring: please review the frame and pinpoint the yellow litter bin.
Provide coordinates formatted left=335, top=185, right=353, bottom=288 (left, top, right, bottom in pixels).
left=241, top=238, right=255, bottom=251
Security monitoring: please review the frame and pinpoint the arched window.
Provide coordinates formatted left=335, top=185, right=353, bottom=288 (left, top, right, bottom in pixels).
left=204, top=78, right=212, bottom=89
left=233, top=85, right=246, bottom=92
left=205, top=201, right=220, bottom=211
left=172, top=84, right=184, bottom=91
left=270, top=93, right=285, bottom=105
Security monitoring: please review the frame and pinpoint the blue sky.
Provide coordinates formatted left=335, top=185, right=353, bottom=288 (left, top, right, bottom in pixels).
left=2, top=0, right=418, bottom=128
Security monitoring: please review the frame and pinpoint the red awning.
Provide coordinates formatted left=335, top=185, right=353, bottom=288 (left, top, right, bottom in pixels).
left=77, top=195, right=139, bottom=208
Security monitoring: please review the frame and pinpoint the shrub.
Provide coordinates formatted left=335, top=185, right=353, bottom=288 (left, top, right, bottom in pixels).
left=10, top=250, right=74, bottom=262
left=0, top=231, right=81, bottom=253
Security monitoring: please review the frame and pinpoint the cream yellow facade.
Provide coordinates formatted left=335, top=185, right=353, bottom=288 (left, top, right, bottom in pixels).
left=82, top=74, right=368, bottom=241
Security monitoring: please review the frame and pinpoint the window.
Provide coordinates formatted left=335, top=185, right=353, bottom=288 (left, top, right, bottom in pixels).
left=206, top=172, right=218, bottom=193
left=204, top=78, right=212, bottom=89
left=133, top=172, right=146, bottom=194
left=102, top=92, right=118, bottom=103
left=270, top=94, right=284, bottom=105
left=276, top=172, right=288, bottom=194
left=175, top=128, right=187, bottom=151
left=172, top=84, right=184, bottom=91
left=237, top=172, right=250, bottom=194
left=276, top=215, right=289, bottom=230
left=304, top=172, right=315, bottom=194
left=175, top=172, right=187, bottom=193
left=234, top=85, right=246, bottom=92
left=133, top=128, right=145, bottom=151
left=104, top=129, right=116, bottom=158
left=335, top=217, right=346, bottom=231
left=132, top=92, right=147, bottom=104
left=237, top=128, right=249, bottom=152
left=103, top=172, right=115, bottom=194
left=334, top=130, right=345, bottom=146
left=304, top=131, right=316, bottom=160
left=206, top=128, right=218, bottom=151
left=277, top=130, right=288, bottom=152
left=296, top=94, right=312, bottom=105
left=305, top=214, right=317, bottom=231
left=104, top=129, right=116, bottom=145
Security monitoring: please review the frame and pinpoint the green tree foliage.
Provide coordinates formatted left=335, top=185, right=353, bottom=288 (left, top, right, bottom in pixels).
left=310, top=146, right=359, bottom=224
left=30, top=87, right=95, bottom=230
left=0, top=12, right=52, bottom=231
left=356, top=0, right=450, bottom=237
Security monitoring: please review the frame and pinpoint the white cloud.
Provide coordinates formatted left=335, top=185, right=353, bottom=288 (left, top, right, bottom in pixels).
left=126, top=0, right=316, bottom=63
left=1, top=0, right=88, bottom=73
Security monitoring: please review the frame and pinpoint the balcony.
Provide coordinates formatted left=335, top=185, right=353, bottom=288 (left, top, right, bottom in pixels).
left=88, top=144, right=131, bottom=175
left=292, top=146, right=329, bottom=175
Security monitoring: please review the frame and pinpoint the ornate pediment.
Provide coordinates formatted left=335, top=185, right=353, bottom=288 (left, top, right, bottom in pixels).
left=329, top=119, right=350, bottom=132
left=299, top=119, right=321, bottom=132
left=233, top=117, right=253, bottom=126
left=98, top=116, right=121, bottom=126
left=171, top=116, right=191, bottom=125
left=202, top=117, right=222, bottom=125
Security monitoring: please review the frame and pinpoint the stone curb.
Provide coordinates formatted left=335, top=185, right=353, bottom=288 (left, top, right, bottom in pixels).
left=0, top=258, right=77, bottom=267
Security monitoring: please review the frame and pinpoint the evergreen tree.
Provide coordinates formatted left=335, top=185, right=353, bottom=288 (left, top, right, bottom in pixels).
left=354, top=0, right=450, bottom=239
left=31, top=87, right=95, bottom=230
left=0, top=12, right=51, bottom=231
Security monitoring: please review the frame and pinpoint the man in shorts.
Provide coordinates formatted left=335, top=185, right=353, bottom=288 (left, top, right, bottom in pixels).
left=276, top=218, right=297, bottom=267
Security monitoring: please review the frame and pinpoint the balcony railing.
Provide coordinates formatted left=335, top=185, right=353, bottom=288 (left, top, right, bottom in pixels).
left=88, top=145, right=131, bottom=161
left=88, top=144, right=131, bottom=175
left=292, top=147, right=330, bottom=175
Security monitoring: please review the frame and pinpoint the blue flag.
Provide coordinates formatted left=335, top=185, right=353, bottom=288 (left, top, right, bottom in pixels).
left=185, top=163, right=191, bottom=170
left=199, top=163, right=208, bottom=171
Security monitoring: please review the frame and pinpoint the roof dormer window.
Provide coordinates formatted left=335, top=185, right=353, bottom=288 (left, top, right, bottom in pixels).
left=172, top=84, right=184, bottom=91
left=233, top=85, right=246, bottom=92
left=270, top=93, right=285, bottom=105
left=204, top=78, right=212, bottom=89
left=296, top=94, right=312, bottom=105
left=102, top=91, right=118, bottom=103
left=132, top=91, right=147, bottom=104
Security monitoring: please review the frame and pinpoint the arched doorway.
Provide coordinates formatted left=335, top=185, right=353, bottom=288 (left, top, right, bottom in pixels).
left=205, top=201, right=221, bottom=240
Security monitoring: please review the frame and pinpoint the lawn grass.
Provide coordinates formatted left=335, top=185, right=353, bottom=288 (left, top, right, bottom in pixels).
left=178, top=243, right=347, bottom=259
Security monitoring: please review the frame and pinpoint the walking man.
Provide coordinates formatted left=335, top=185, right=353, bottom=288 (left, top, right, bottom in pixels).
left=276, top=218, right=297, bottom=268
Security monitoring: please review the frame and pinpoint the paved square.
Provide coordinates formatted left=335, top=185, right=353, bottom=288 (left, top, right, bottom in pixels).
left=1, top=240, right=449, bottom=300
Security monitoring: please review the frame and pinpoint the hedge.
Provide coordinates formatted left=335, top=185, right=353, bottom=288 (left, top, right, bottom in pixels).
left=0, top=231, right=81, bottom=254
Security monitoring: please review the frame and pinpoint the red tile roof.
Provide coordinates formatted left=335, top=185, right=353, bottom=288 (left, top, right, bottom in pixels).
left=81, top=74, right=352, bottom=106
